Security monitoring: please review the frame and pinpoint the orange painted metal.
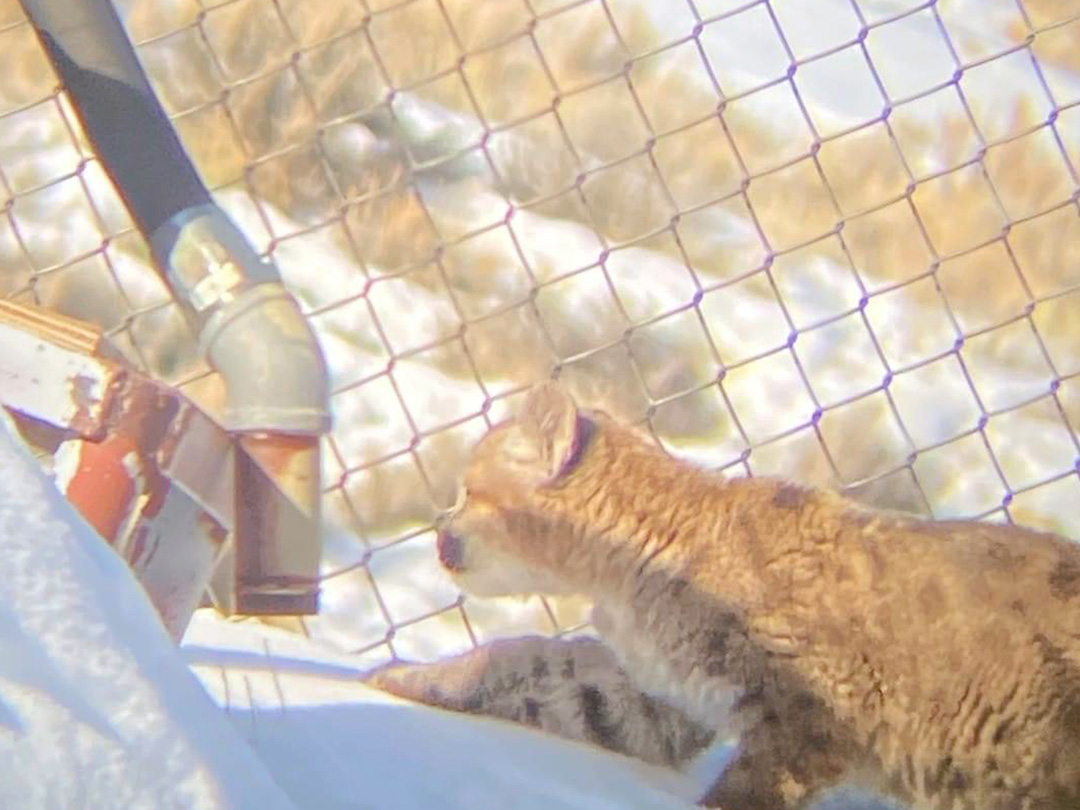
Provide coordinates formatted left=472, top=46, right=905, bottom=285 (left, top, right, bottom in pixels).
left=1, top=299, right=323, bottom=633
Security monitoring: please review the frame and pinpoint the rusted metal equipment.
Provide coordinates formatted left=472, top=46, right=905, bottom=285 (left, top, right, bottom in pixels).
left=1, top=300, right=229, bottom=638
left=1, top=299, right=331, bottom=634
left=14, top=0, right=332, bottom=619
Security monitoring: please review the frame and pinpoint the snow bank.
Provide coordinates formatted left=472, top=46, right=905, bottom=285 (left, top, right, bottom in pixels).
left=0, top=413, right=298, bottom=810
left=183, top=610, right=705, bottom=810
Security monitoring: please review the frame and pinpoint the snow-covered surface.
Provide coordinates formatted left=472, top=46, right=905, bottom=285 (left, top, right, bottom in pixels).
left=183, top=610, right=706, bottom=810
left=0, top=413, right=298, bottom=810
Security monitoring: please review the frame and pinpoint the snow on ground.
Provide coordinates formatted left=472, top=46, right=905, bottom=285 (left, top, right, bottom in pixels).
left=182, top=610, right=705, bottom=810
left=0, top=413, right=298, bottom=810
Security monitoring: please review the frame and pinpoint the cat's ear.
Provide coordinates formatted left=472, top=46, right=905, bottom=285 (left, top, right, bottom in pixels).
left=513, top=380, right=582, bottom=482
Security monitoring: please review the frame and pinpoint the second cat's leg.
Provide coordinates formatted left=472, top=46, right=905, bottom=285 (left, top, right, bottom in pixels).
left=364, top=635, right=715, bottom=768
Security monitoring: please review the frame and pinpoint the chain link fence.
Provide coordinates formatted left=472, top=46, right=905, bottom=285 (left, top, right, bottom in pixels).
left=1, top=0, right=1079, bottom=666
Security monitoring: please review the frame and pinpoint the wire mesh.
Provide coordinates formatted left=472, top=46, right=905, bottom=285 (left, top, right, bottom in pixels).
left=1, top=0, right=1079, bottom=665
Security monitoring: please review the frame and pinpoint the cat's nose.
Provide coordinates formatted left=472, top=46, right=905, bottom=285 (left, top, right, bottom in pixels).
left=436, top=529, right=465, bottom=572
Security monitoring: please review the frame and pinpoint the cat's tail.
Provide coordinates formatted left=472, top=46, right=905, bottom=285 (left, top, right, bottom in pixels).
left=362, top=635, right=714, bottom=769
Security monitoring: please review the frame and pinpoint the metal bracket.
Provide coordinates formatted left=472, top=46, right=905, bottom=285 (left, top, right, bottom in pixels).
left=0, top=300, right=321, bottom=637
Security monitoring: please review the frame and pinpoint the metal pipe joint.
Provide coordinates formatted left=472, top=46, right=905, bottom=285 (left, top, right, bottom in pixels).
left=152, top=206, right=331, bottom=436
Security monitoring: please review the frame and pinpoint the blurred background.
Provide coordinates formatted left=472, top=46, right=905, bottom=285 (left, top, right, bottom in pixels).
left=1, top=0, right=1078, bottom=666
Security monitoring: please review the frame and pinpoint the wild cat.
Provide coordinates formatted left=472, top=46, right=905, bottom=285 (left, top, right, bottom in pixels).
left=366, top=381, right=1080, bottom=809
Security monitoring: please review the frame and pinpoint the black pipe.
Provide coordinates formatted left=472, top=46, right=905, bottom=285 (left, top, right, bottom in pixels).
left=20, top=0, right=211, bottom=238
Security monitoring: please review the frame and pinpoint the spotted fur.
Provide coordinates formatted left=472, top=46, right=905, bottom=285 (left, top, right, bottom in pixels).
left=364, top=635, right=714, bottom=768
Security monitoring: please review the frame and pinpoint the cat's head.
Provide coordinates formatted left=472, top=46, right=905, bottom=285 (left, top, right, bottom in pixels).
left=435, top=380, right=594, bottom=597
